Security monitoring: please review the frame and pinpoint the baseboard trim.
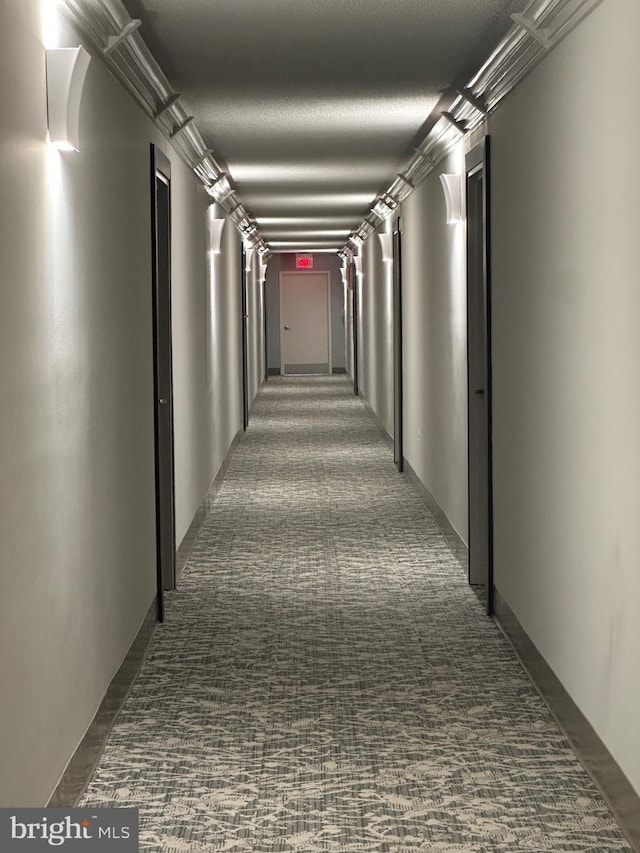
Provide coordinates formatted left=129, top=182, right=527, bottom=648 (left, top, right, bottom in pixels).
left=267, top=367, right=281, bottom=376
left=176, top=428, right=244, bottom=579
left=48, top=599, right=157, bottom=807
left=402, top=460, right=468, bottom=569
left=332, top=367, right=347, bottom=374
left=494, top=589, right=640, bottom=851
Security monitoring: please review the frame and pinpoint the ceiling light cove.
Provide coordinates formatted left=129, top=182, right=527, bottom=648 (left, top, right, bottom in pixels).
left=265, top=230, right=350, bottom=238
left=245, top=193, right=376, bottom=210
left=230, top=161, right=396, bottom=183
left=256, top=217, right=358, bottom=227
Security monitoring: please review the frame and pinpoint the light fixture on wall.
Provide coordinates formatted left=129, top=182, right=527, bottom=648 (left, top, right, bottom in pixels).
left=439, top=174, right=464, bottom=224
left=244, top=244, right=255, bottom=272
left=378, top=233, right=393, bottom=263
left=208, top=207, right=225, bottom=254
left=353, top=255, right=363, bottom=278
left=45, top=46, right=91, bottom=151
left=257, top=259, right=268, bottom=282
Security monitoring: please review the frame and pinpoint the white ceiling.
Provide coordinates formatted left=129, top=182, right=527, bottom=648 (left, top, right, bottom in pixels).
left=124, top=0, right=527, bottom=252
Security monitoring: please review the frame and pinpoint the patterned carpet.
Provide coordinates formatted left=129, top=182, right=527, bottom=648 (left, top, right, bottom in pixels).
left=82, top=377, right=631, bottom=851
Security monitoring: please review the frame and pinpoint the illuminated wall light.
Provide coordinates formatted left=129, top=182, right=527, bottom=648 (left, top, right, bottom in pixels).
left=207, top=208, right=226, bottom=254
left=257, top=259, right=268, bottom=282
left=45, top=47, right=91, bottom=151
left=439, top=174, right=464, bottom=224
left=353, top=256, right=363, bottom=278
left=244, top=245, right=255, bottom=272
left=378, top=233, right=393, bottom=263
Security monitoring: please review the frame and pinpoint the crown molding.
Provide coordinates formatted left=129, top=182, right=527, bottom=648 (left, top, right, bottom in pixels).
left=59, top=0, right=265, bottom=251
left=345, top=0, right=606, bottom=252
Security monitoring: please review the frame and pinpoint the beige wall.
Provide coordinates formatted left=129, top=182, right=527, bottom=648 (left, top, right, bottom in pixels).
left=0, top=0, right=246, bottom=805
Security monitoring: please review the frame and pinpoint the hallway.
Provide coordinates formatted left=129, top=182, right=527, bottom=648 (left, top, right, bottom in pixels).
left=81, top=378, right=629, bottom=851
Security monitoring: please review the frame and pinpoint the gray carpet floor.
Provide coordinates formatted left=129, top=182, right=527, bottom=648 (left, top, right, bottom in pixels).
left=82, top=376, right=631, bottom=851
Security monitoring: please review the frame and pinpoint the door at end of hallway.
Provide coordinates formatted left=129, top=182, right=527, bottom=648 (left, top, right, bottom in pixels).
left=280, top=272, right=331, bottom=375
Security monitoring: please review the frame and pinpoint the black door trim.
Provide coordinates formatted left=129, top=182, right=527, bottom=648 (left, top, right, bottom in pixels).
left=241, top=246, right=249, bottom=430
left=393, top=219, right=404, bottom=471
left=465, top=136, right=494, bottom=616
left=352, top=262, right=359, bottom=397
left=149, top=144, right=175, bottom=622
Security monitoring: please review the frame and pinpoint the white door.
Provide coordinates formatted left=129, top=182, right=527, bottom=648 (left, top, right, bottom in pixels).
left=280, top=272, right=331, bottom=375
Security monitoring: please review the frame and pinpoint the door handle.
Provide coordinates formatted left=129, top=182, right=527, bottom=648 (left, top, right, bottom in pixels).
left=159, top=398, right=168, bottom=405
left=284, top=325, right=291, bottom=330
left=474, top=389, right=485, bottom=396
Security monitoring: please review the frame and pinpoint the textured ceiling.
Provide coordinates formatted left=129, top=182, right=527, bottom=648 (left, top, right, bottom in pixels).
left=124, top=0, right=527, bottom=251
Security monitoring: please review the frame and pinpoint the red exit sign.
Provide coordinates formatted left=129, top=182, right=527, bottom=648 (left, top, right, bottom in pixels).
left=296, top=254, right=313, bottom=269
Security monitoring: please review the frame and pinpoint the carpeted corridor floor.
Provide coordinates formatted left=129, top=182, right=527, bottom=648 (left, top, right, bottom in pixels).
left=81, top=376, right=631, bottom=851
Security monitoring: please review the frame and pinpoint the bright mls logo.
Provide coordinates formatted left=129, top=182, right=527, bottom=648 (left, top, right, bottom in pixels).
left=0, top=809, right=138, bottom=851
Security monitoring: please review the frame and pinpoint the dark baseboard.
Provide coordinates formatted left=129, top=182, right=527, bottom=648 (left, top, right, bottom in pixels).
left=48, top=599, right=157, bottom=807
left=332, top=367, right=347, bottom=374
left=176, top=428, right=244, bottom=579
left=267, top=367, right=280, bottom=376
left=494, top=589, right=640, bottom=851
left=402, top=460, right=468, bottom=569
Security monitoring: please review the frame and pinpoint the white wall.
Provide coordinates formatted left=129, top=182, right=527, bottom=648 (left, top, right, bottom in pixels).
left=246, top=263, right=265, bottom=408
left=358, top=228, right=394, bottom=437
left=489, top=0, right=640, bottom=794
left=173, top=188, right=244, bottom=545
left=209, top=213, right=244, bottom=469
left=0, top=0, right=245, bottom=805
left=356, top=171, right=467, bottom=537
left=401, top=154, right=468, bottom=538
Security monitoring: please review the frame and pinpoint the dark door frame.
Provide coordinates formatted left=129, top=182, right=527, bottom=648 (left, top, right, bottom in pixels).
left=352, top=261, right=359, bottom=397
left=262, top=278, right=268, bottom=383
left=241, top=246, right=249, bottom=430
left=465, top=136, right=494, bottom=616
left=149, top=144, right=176, bottom=622
left=392, top=218, right=404, bottom=472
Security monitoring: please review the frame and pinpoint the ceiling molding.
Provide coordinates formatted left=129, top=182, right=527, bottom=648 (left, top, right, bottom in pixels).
left=345, top=0, right=606, bottom=254
left=60, top=0, right=604, bottom=259
left=59, top=0, right=267, bottom=252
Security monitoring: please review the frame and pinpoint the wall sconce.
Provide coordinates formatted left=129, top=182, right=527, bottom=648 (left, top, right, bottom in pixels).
left=353, top=255, right=363, bottom=278
left=257, top=260, right=268, bottom=282
left=378, top=233, right=393, bottom=263
left=208, top=209, right=225, bottom=254
left=439, top=174, right=464, bottom=224
left=244, top=245, right=255, bottom=272
left=45, top=47, right=91, bottom=151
